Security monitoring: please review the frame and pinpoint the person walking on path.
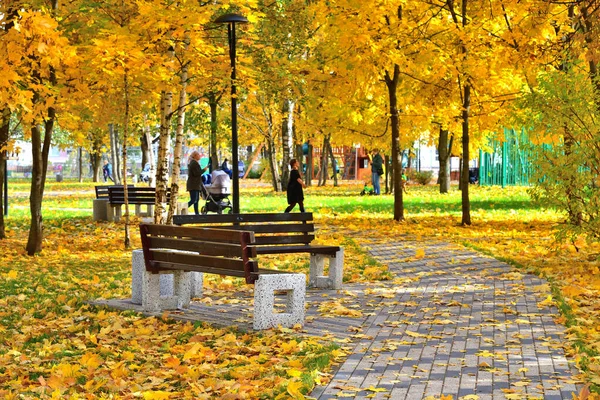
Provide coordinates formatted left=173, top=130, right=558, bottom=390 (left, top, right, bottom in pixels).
left=370, top=149, right=383, bottom=195
left=102, top=160, right=114, bottom=183
left=284, top=159, right=307, bottom=213
left=186, top=151, right=207, bottom=215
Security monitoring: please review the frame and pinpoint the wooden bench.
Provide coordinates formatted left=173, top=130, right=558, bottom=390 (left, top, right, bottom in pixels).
left=172, top=212, right=343, bottom=289
left=135, top=224, right=306, bottom=330
left=106, top=186, right=171, bottom=222
left=95, top=185, right=132, bottom=200
left=93, top=185, right=132, bottom=221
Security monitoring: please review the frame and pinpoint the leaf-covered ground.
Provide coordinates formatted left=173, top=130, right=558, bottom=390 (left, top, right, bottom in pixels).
left=1, top=179, right=600, bottom=398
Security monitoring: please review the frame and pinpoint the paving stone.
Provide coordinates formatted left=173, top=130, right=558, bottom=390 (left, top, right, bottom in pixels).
left=93, top=236, right=584, bottom=400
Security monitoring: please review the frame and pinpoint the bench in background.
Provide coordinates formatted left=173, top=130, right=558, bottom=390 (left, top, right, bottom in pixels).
left=106, top=186, right=180, bottom=222
left=133, top=224, right=305, bottom=330
left=172, top=212, right=343, bottom=289
left=93, top=185, right=132, bottom=221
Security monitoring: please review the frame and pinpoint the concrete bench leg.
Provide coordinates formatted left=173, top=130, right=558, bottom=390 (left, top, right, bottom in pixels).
left=142, top=269, right=191, bottom=312
left=253, top=274, right=305, bottom=330
left=176, top=202, right=188, bottom=215
left=132, top=250, right=173, bottom=304
left=107, top=204, right=122, bottom=222
left=132, top=249, right=203, bottom=304
left=93, top=199, right=109, bottom=221
left=135, top=204, right=154, bottom=217
left=309, top=247, right=344, bottom=290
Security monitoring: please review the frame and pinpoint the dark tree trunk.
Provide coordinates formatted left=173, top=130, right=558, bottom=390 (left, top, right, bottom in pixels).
left=0, top=109, right=8, bottom=239
left=328, top=140, right=338, bottom=186
left=461, top=84, right=472, bottom=226
left=78, top=147, right=83, bottom=182
left=318, top=135, right=329, bottom=186
left=91, top=137, right=103, bottom=182
left=1, top=6, right=18, bottom=238
left=26, top=110, right=54, bottom=255
left=385, top=65, right=404, bottom=221
left=384, top=154, right=391, bottom=194
left=438, top=127, right=454, bottom=193
left=306, top=142, right=313, bottom=187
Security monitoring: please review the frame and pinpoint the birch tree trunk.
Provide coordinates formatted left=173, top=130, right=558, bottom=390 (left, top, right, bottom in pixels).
left=208, top=92, right=221, bottom=171
left=280, top=99, right=294, bottom=189
left=109, top=124, right=121, bottom=184
left=267, top=135, right=281, bottom=192
left=154, top=90, right=173, bottom=224
left=122, top=72, right=131, bottom=248
left=141, top=115, right=156, bottom=187
left=167, top=55, right=189, bottom=225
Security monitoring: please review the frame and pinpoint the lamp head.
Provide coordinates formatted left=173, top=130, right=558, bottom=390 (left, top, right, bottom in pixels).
left=214, top=13, right=248, bottom=24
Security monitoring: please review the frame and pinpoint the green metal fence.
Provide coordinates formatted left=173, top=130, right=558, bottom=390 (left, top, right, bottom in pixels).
left=479, top=128, right=533, bottom=187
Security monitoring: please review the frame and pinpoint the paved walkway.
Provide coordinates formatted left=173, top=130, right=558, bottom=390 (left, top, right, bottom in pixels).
left=96, top=237, right=582, bottom=399
left=309, top=238, right=581, bottom=399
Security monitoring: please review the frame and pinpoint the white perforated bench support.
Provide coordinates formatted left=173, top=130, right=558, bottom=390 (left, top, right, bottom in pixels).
left=309, top=247, right=344, bottom=289
left=142, top=269, right=191, bottom=312
left=253, top=274, right=306, bottom=330
left=132, top=249, right=203, bottom=305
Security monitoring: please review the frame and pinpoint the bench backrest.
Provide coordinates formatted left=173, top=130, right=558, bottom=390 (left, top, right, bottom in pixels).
left=108, top=186, right=170, bottom=205
left=139, top=224, right=259, bottom=284
left=95, top=185, right=133, bottom=199
left=172, top=212, right=315, bottom=247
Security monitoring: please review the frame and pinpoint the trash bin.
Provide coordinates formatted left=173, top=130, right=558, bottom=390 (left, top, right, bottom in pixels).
left=55, top=173, right=63, bottom=182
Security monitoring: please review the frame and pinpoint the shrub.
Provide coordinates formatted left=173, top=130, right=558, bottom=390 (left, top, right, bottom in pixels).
left=409, top=170, right=434, bottom=185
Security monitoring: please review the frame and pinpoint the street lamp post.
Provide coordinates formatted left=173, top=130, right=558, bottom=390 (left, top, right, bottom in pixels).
left=215, top=13, right=248, bottom=214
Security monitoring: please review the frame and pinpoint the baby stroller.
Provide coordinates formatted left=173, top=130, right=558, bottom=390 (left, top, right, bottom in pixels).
left=200, top=169, right=233, bottom=214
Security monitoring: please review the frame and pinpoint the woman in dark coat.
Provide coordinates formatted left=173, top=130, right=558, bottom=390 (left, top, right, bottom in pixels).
left=284, top=159, right=307, bottom=213
left=186, top=151, right=204, bottom=215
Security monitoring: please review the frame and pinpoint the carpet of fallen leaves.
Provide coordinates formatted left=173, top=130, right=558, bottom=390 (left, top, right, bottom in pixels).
left=0, top=187, right=355, bottom=399
left=2, top=180, right=600, bottom=399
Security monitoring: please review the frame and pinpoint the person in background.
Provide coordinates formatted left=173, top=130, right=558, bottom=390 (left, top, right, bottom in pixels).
left=102, top=160, right=114, bottom=183
left=370, top=149, right=383, bottom=195
left=221, top=158, right=233, bottom=179
left=186, top=151, right=207, bottom=215
left=284, top=158, right=307, bottom=213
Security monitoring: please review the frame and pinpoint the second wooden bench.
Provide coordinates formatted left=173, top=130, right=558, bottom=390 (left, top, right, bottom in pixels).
left=172, top=212, right=343, bottom=289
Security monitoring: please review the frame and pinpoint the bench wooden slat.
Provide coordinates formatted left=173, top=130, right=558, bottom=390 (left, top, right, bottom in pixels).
left=148, top=237, right=248, bottom=258
left=253, top=235, right=314, bottom=246
left=150, top=261, right=249, bottom=277
left=144, top=224, right=253, bottom=244
left=150, top=250, right=253, bottom=273
left=201, top=223, right=315, bottom=234
left=95, top=185, right=133, bottom=199
left=140, top=224, right=258, bottom=283
left=108, top=187, right=171, bottom=205
left=257, top=244, right=341, bottom=255
left=173, top=212, right=313, bottom=225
